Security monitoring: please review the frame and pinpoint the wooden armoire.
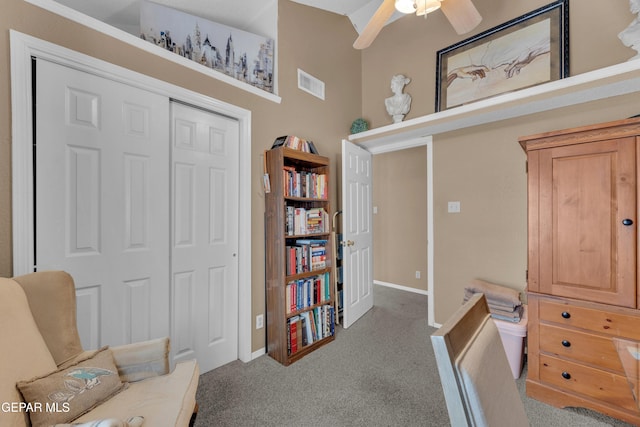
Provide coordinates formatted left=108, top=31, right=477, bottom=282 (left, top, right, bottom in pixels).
left=520, top=117, right=640, bottom=424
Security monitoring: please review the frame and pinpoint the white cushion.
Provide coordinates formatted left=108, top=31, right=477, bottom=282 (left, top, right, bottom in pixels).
left=73, top=360, right=198, bottom=427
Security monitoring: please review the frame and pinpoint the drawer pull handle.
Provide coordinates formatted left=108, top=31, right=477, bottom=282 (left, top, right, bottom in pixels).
left=623, top=218, right=634, bottom=226
left=561, top=340, right=571, bottom=348
left=561, top=311, right=571, bottom=319
left=562, top=372, right=571, bottom=380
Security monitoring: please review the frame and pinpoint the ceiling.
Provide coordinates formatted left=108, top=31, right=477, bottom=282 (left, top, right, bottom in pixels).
left=53, top=0, right=403, bottom=39
left=290, top=0, right=404, bottom=33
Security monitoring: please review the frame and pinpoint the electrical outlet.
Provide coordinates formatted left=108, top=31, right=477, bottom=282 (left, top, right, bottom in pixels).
left=416, top=271, right=421, bottom=279
left=256, top=314, right=264, bottom=329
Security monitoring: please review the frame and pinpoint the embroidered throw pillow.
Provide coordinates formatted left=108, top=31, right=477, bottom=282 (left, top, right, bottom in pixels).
left=51, top=415, right=144, bottom=427
left=17, top=347, right=127, bottom=427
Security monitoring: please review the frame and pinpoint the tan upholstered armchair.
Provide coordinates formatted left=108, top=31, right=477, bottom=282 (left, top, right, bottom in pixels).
left=1, top=271, right=199, bottom=427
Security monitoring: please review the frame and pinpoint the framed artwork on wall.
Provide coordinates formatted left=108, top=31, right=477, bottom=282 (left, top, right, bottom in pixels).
left=435, top=0, right=569, bottom=112
left=139, top=0, right=275, bottom=94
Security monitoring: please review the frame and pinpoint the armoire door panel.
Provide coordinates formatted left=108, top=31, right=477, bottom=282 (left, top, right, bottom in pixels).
left=538, top=137, right=636, bottom=307
left=553, top=151, right=614, bottom=289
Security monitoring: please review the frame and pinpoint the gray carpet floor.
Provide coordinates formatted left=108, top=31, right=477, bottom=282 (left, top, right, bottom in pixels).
left=194, top=284, right=636, bottom=426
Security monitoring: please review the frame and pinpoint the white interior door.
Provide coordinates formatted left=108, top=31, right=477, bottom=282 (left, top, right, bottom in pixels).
left=35, top=58, right=170, bottom=348
left=341, top=139, right=374, bottom=328
left=170, top=102, right=239, bottom=373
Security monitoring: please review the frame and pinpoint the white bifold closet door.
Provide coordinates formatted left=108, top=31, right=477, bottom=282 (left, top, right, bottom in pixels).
left=35, top=58, right=171, bottom=348
left=35, top=58, right=239, bottom=373
left=170, top=102, right=239, bottom=373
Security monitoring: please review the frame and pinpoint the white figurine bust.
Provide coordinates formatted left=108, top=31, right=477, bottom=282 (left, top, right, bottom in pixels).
left=385, top=74, right=412, bottom=123
left=619, top=0, right=640, bottom=60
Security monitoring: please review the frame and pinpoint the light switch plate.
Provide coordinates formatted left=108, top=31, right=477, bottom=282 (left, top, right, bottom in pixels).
left=448, top=201, right=461, bottom=213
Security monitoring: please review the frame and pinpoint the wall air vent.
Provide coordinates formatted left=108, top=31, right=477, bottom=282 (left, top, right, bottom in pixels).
left=297, top=69, right=325, bottom=100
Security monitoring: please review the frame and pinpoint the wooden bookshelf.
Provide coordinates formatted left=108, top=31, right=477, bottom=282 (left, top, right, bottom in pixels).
left=264, top=146, right=335, bottom=365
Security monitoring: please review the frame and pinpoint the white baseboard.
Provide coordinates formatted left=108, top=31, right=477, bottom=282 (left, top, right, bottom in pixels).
left=251, top=348, right=266, bottom=360
left=374, top=280, right=429, bottom=296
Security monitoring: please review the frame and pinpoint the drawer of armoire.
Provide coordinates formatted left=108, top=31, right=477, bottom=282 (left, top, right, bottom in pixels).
left=538, top=299, right=640, bottom=340
left=539, top=323, right=623, bottom=373
left=538, top=353, right=638, bottom=412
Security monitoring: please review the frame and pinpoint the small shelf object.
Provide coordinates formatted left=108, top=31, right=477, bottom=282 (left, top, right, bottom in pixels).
left=264, top=146, right=335, bottom=365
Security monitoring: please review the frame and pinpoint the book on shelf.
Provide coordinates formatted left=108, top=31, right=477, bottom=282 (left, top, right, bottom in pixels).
left=301, top=312, right=311, bottom=346
left=294, top=207, right=307, bottom=236
left=306, top=208, right=329, bottom=234
left=285, top=206, right=329, bottom=236
left=304, top=240, right=327, bottom=271
left=308, top=310, right=318, bottom=343
left=286, top=305, right=334, bottom=355
left=272, top=135, right=319, bottom=154
left=282, top=167, right=327, bottom=199
left=323, top=305, right=332, bottom=338
left=285, top=272, right=331, bottom=314
left=288, top=315, right=299, bottom=355
left=285, top=241, right=328, bottom=275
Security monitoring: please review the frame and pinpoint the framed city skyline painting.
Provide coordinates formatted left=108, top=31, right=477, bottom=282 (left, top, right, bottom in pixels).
left=140, top=0, right=274, bottom=94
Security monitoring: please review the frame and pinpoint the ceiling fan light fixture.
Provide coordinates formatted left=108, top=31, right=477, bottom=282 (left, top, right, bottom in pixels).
left=415, top=0, right=442, bottom=16
left=395, top=0, right=416, bottom=14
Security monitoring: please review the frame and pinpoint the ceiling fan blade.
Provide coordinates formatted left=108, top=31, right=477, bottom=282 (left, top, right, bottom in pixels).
left=353, top=0, right=397, bottom=50
left=440, top=0, right=482, bottom=35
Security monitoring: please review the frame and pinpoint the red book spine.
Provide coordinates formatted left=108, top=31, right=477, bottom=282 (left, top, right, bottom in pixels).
left=290, top=319, right=297, bottom=354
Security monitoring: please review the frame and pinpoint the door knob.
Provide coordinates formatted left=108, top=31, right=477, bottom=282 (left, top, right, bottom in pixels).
left=341, top=240, right=355, bottom=247
left=622, top=218, right=634, bottom=226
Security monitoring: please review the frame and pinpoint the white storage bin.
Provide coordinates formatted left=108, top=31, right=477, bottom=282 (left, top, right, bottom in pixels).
left=492, top=304, right=528, bottom=379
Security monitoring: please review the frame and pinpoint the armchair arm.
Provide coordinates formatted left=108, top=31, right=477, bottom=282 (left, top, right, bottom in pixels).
left=110, top=337, right=170, bottom=382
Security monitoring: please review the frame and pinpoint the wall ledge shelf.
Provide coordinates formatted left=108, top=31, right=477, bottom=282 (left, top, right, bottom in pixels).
left=349, top=59, right=640, bottom=153
left=24, top=0, right=282, bottom=104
